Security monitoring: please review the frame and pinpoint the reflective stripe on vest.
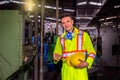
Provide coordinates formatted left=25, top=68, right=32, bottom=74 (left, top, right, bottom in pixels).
left=62, top=50, right=86, bottom=58
left=78, top=30, right=83, bottom=50
left=60, top=37, right=65, bottom=51
left=62, top=52, right=76, bottom=58
left=60, top=30, right=86, bottom=58
left=88, top=53, right=96, bottom=59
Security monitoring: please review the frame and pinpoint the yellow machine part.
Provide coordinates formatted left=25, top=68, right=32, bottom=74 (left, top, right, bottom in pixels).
left=66, top=52, right=85, bottom=67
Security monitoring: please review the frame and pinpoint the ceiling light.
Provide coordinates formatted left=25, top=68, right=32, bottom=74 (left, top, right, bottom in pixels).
left=32, top=20, right=34, bottom=22
left=63, top=9, right=75, bottom=12
left=106, top=16, right=117, bottom=20
left=45, top=5, right=62, bottom=9
left=38, top=4, right=41, bottom=7
left=46, top=17, right=60, bottom=21
left=38, top=19, right=40, bottom=22
left=25, top=0, right=34, bottom=11
left=29, top=15, right=34, bottom=18
left=11, top=0, right=25, bottom=4
left=38, top=16, right=41, bottom=18
left=76, top=2, right=87, bottom=6
left=38, top=5, right=62, bottom=10
left=99, top=16, right=117, bottom=21
left=114, top=5, right=120, bottom=8
left=113, top=25, right=115, bottom=27
left=76, top=16, right=92, bottom=20
left=99, top=18, right=105, bottom=21
left=89, top=2, right=103, bottom=6
left=0, top=1, right=9, bottom=5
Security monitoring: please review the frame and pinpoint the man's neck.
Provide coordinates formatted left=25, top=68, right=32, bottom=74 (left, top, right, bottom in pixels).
left=69, top=27, right=74, bottom=32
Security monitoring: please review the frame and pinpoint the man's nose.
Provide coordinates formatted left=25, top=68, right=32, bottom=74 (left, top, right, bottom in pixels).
left=64, top=23, right=68, bottom=26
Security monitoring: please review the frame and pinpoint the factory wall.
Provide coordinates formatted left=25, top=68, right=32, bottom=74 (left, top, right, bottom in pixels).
left=100, top=27, right=120, bottom=67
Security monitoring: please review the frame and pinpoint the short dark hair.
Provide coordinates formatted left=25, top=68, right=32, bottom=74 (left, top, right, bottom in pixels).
left=60, top=13, right=73, bottom=20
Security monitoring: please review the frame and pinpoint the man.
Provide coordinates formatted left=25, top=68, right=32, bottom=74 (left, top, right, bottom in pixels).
left=53, top=13, right=96, bottom=80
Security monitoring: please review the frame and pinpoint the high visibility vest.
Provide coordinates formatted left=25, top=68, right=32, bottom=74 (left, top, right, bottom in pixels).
left=60, top=30, right=95, bottom=59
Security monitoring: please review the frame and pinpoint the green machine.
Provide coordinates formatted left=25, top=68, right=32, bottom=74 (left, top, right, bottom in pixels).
left=0, top=10, right=28, bottom=80
left=47, top=35, right=58, bottom=62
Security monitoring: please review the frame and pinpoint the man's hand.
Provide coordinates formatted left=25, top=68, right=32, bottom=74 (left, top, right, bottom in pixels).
left=53, top=54, right=61, bottom=61
left=74, top=59, right=88, bottom=69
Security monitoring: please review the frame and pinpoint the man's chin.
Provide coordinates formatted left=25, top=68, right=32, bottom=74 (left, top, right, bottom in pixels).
left=65, top=29, right=70, bottom=32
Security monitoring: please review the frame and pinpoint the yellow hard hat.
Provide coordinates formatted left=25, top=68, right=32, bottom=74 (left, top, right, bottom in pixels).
left=66, top=52, right=85, bottom=67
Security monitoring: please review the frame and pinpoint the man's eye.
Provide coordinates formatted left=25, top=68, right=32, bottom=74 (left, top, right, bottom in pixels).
left=67, top=21, right=69, bottom=23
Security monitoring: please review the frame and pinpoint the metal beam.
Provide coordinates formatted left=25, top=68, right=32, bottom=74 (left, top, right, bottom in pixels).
left=39, top=0, right=45, bottom=80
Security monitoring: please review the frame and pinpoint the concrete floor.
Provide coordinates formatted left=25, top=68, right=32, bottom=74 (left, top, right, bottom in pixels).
left=43, top=66, right=120, bottom=80
left=26, top=61, right=120, bottom=80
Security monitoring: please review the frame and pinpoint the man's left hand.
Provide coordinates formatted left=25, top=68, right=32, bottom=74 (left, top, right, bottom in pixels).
left=74, top=59, right=88, bottom=69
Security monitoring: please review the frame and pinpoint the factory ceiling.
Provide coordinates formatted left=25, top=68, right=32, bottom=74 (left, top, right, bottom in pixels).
left=89, top=0, right=120, bottom=27
left=0, top=0, right=120, bottom=27
left=59, top=0, right=107, bottom=27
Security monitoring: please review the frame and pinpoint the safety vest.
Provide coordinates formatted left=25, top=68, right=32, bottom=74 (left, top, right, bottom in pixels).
left=60, top=30, right=86, bottom=58
left=60, top=30, right=96, bottom=59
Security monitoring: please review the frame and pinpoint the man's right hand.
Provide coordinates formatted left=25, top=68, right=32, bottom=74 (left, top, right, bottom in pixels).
left=53, top=54, right=61, bottom=61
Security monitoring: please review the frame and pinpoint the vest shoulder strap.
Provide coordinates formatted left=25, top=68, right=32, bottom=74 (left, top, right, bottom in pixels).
left=78, top=30, right=84, bottom=35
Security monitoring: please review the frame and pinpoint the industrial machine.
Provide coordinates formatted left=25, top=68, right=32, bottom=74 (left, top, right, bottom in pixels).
left=0, top=10, right=34, bottom=80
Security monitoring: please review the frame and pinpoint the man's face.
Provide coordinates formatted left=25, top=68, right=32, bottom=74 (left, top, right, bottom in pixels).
left=61, top=16, right=74, bottom=32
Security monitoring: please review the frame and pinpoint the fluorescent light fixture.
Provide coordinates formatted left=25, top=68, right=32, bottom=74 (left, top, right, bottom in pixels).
left=38, top=4, right=41, bottom=7
left=39, top=5, right=62, bottom=10
left=63, top=9, right=75, bottom=12
left=99, top=16, right=117, bottom=21
left=99, top=18, right=105, bottom=21
left=76, top=1, right=87, bottom=6
left=38, top=19, right=40, bottom=22
left=12, top=1, right=25, bottom=4
left=29, top=15, right=34, bottom=18
left=29, top=15, right=41, bottom=18
left=46, top=17, right=60, bottom=21
left=46, top=17, right=57, bottom=20
left=32, top=20, right=34, bottom=22
left=45, top=5, right=52, bottom=9
left=106, top=16, right=117, bottom=20
left=114, top=5, right=120, bottom=8
left=0, top=1, right=9, bottom=5
left=103, top=21, right=112, bottom=25
left=76, top=16, right=93, bottom=20
left=89, top=2, right=103, bottom=6
left=38, top=16, right=41, bottom=18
